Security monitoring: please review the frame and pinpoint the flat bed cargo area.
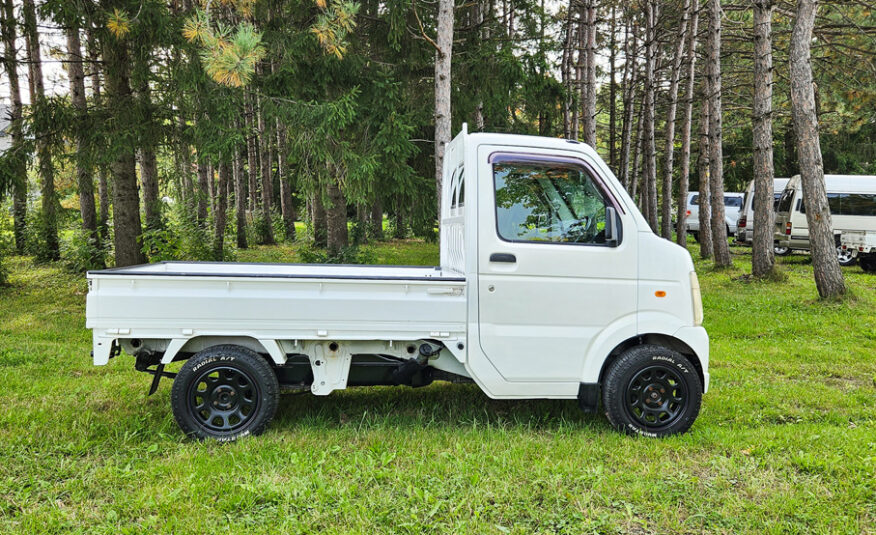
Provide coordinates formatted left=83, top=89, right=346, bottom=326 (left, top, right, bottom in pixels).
left=92, top=261, right=465, bottom=281
left=87, top=262, right=468, bottom=366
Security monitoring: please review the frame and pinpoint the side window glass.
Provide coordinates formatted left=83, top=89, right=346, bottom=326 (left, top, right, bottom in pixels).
left=493, top=161, right=610, bottom=244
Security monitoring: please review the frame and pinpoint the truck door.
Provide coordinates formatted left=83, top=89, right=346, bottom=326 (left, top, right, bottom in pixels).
left=476, top=147, right=638, bottom=383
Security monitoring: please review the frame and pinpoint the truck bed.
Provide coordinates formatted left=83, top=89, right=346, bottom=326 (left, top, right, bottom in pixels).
left=86, top=262, right=468, bottom=359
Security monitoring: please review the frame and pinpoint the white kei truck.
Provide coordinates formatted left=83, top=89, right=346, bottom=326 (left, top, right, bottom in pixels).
left=86, top=126, right=709, bottom=440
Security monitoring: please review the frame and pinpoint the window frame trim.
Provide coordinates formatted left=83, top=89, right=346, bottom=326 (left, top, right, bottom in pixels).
left=488, top=152, right=624, bottom=248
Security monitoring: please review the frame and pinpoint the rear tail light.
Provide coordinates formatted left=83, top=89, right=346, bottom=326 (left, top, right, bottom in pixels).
left=785, top=222, right=792, bottom=236
left=842, top=245, right=847, bottom=250
left=738, top=216, right=747, bottom=228
left=686, top=210, right=691, bottom=217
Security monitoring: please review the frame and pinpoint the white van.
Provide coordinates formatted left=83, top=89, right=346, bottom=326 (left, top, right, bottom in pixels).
left=774, top=174, right=876, bottom=265
left=86, top=126, right=709, bottom=440
left=684, top=192, right=744, bottom=242
left=735, top=178, right=789, bottom=246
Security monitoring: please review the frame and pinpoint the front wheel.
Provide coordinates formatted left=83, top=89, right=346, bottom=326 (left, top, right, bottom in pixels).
left=837, top=246, right=857, bottom=267
left=602, top=345, right=702, bottom=437
left=171, top=345, right=279, bottom=441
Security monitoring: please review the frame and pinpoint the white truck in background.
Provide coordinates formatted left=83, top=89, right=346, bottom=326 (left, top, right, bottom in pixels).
left=839, top=231, right=876, bottom=272
left=86, top=126, right=709, bottom=440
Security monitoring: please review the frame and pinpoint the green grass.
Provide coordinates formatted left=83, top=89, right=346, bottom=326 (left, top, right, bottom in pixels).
left=0, top=239, right=874, bottom=534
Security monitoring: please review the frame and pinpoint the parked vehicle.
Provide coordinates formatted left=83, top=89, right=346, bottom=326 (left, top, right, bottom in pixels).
left=774, top=174, right=876, bottom=266
left=839, top=230, right=876, bottom=273
left=735, top=178, right=790, bottom=254
left=684, top=192, right=744, bottom=242
left=87, top=126, right=709, bottom=440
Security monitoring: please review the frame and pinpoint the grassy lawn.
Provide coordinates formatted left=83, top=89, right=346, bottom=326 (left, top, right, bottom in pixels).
left=0, top=239, right=874, bottom=534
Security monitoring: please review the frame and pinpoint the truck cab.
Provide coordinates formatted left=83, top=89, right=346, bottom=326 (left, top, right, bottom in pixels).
left=87, top=126, right=709, bottom=440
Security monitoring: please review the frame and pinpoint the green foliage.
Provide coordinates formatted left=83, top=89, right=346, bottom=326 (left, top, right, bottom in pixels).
left=60, top=230, right=109, bottom=273
left=139, top=207, right=234, bottom=263
left=297, top=242, right=376, bottom=264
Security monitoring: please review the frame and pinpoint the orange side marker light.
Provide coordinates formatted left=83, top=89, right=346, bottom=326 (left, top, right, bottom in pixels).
left=655, top=291, right=667, bottom=298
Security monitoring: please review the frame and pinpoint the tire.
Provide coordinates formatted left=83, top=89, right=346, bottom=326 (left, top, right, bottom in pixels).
left=171, top=345, right=279, bottom=441
left=836, top=246, right=857, bottom=267
left=602, top=345, right=702, bottom=437
left=860, top=256, right=876, bottom=273
left=774, top=245, right=791, bottom=256
left=692, top=231, right=700, bottom=243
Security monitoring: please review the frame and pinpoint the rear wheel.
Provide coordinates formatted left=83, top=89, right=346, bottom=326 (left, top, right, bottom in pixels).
left=774, top=245, right=791, bottom=256
left=837, top=246, right=857, bottom=267
left=602, top=345, right=702, bottom=437
left=171, top=345, right=279, bottom=441
left=692, top=231, right=700, bottom=243
left=860, top=255, right=876, bottom=273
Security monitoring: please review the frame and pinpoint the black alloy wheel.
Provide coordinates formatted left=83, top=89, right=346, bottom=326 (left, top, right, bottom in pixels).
left=171, top=345, right=279, bottom=440
left=602, top=345, right=702, bottom=437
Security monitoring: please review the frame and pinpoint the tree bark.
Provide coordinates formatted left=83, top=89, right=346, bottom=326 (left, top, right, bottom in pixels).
left=213, top=161, right=230, bottom=260
left=619, top=20, right=638, bottom=191
left=66, top=24, right=103, bottom=265
left=751, top=0, right=776, bottom=276
left=707, top=0, right=732, bottom=266
left=698, top=91, right=714, bottom=259
left=196, top=160, right=209, bottom=224
left=608, top=6, right=617, bottom=169
left=244, top=91, right=260, bottom=212
left=276, top=120, right=296, bottom=241
left=434, top=0, right=454, bottom=224
left=1, top=0, right=27, bottom=254
left=561, top=1, right=575, bottom=139
left=256, top=96, right=275, bottom=244
left=790, top=0, right=845, bottom=298
left=642, top=0, right=659, bottom=232
left=676, top=5, right=699, bottom=248
left=233, top=141, right=248, bottom=249
left=134, top=48, right=161, bottom=231
left=311, top=194, right=327, bottom=247
left=370, top=199, right=383, bottom=241
left=23, top=0, right=59, bottom=260
left=660, top=0, right=691, bottom=240
left=101, top=24, right=145, bottom=267
left=581, top=0, right=597, bottom=147
left=631, top=103, right=644, bottom=200
left=325, top=179, right=348, bottom=254
left=86, top=30, right=109, bottom=237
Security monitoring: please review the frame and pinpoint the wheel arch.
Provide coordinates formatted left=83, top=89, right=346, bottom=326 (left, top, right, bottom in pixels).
left=598, top=334, right=705, bottom=388
left=159, top=336, right=286, bottom=365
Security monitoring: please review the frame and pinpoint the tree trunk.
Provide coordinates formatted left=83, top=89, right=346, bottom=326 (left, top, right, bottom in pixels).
left=434, top=0, right=454, bottom=224
left=790, top=0, right=845, bottom=298
left=86, top=31, right=109, bottom=237
left=245, top=91, right=260, bottom=212
left=698, top=92, right=714, bottom=259
left=676, top=5, right=699, bottom=248
left=23, top=0, right=59, bottom=260
left=311, top=195, right=328, bottom=247
left=370, top=199, right=383, bottom=241
left=66, top=24, right=103, bottom=265
left=134, top=69, right=161, bottom=230
left=212, top=161, right=229, bottom=260
left=707, top=0, right=732, bottom=266
left=581, top=0, right=597, bottom=147
left=1, top=0, right=27, bottom=254
left=102, top=27, right=145, bottom=267
left=233, top=142, right=248, bottom=249
left=196, top=161, right=209, bottom=224
left=276, top=122, right=296, bottom=241
left=660, top=0, right=691, bottom=240
left=325, top=180, right=348, bottom=254
left=631, top=104, right=644, bottom=200
left=751, top=0, right=776, bottom=276
left=257, top=96, right=275, bottom=244
left=642, top=0, right=659, bottom=232
left=561, top=1, right=575, bottom=139
left=619, top=21, right=638, bottom=191
left=608, top=6, right=617, bottom=170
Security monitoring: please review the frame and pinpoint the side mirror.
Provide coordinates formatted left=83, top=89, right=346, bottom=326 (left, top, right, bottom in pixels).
left=605, top=207, right=620, bottom=246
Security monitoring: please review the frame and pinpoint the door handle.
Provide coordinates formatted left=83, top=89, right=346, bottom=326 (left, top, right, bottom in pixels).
left=489, top=253, right=517, bottom=263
